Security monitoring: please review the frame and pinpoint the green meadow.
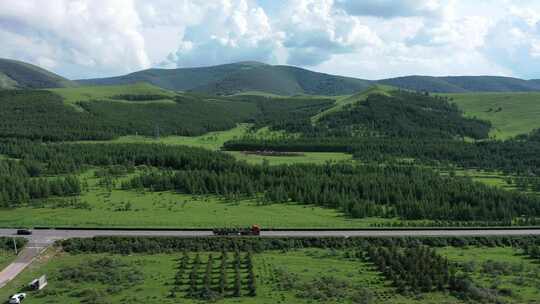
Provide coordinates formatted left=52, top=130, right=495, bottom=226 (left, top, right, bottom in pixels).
left=448, top=92, right=540, bottom=139
left=438, top=246, right=540, bottom=303
left=0, top=170, right=384, bottom=229
left=83, top=124, right=353, bottom=165
left=48, top=83, right=176, bottom=104
left=0, top=248, right=465, bottom=304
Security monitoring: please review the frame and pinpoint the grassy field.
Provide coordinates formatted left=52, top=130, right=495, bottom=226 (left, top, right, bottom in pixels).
left=438, top=246, right=540, bottom=303
left=228, top=151, right=352, bottom=165
left=446, top=168, right=514, bottom=190
left=98, top=124, right=250, bottom=151
left=83, top=124, right=353, bottom=165
left=0, top=248, right=464, bottom=304
left=48, top=83, right=176, bottom=104
left=447, top=92, right=540, bottom=139
left=0, top=167, right=531, bottom=229
left=0, top=170, right=386, bottom=229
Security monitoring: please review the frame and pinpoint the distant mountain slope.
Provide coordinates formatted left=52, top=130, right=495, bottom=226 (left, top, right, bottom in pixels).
left=0, top=58, right=77, bottom=89
left=379, top=75, right=540, bottom=93
left=78, top=62, right=373, bottom=96
left=78, top=62, right=265, bottom=92
left=447, top=91, right=540, bottom=139
left=2, top=57, right=537, bottom=94
left=80, top=62, right=540, bottom=95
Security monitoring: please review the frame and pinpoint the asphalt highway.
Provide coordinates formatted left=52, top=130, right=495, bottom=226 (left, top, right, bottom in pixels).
left=2, top=228, right=540, bottom=242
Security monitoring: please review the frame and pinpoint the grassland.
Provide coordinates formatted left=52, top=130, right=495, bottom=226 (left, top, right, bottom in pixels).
left=228, top=151, right=352, bottom=165
left=443, top=168, right=515, bottom=191
left=0, top=170, right=386, bottom=229
left=96, top=124, right=250, bottom=150
left=438, top=246, right=540, bottom=303
left=0, top=248, right=464, bottom=304
left=447, top=92, right=540, bottom=139
left=0, top=166, right=531, bottom=229
left=48, top=83, right=176, bottom=105
left=84, top=124, right=353, bottom=165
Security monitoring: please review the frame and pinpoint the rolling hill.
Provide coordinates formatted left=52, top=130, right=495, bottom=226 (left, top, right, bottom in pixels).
left=78, top=62, right=373, bottom=96
left=80, top=62, right=540, bottom=95
left=2, top=57, right=540, bottom=95
left=0, top=58, right=77, bottom=89
left=379, top=75, right=540, bottom=93
left=446, top=92, right=540, bottom=139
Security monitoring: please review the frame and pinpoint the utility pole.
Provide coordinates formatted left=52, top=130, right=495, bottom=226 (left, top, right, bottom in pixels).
left=12, top=237, right=18, bottom=255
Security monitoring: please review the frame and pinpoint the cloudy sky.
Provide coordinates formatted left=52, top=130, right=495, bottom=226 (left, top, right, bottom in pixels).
left=1, top=0, right=540, bottom=80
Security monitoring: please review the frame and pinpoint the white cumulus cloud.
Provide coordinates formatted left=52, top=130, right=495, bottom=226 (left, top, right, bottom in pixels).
left=0, top=0, right=151, bottom=79
left=481, top=7, right=540, bottom=79
left=1, top=0, right=540, bottom=79
left=280, top=0, right=381, bottom=66
left=334, top=0, right=449, bottom=19
left=162, top=0, right=282, bottom=68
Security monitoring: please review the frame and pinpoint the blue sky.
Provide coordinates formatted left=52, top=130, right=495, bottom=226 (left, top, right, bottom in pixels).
left=1, top=0, right=540, bottom=80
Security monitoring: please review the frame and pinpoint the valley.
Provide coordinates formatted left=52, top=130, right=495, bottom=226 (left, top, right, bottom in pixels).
left=0, top=58, right=539, bottom=304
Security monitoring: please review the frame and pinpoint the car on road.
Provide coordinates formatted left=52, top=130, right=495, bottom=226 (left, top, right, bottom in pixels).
left=8, top=293, right=26, bottom=304
left=16, top=229, right=32, bottom=235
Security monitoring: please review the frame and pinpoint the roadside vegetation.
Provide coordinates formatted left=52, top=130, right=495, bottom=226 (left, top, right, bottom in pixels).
left=0, top=237, right=26, bottom=270
left=3, top=235, right=540, bottom=303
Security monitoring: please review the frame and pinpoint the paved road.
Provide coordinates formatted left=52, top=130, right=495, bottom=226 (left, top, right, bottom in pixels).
left=1, top=228, right=540, bottom=289
left=2, top=228, right=540, bottom=241
left=0, top=238, right=51, bottom=288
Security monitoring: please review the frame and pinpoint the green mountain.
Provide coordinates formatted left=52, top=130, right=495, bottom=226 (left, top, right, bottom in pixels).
left=4, top=57, right=540, bottom=94
left=379, top=75, right=540, bottom=93
left=80, top=62, right=540, bottom=95
left=0, top=58, right=77, bottom=89
left=78, top=62, right=373, bottom=95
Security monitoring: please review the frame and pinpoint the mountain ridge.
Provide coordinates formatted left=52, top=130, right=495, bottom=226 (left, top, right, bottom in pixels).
left=379, top=75, right=540, bottom=93
left=3, top=57, right=540, bottom=94
left=77, top=62, right=373, bottom=96
left=0, top=58, right=77, bottom=89
left=78, top=61, right=540, bottom=95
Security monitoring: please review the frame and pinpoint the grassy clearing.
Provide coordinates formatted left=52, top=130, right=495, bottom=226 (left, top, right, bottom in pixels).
left=82, top=124, right=353, bottom=165
left=229, top=151, right=352, bottom=165
left=0, top=193, right=378, bottom=229
left=0, top=170, right=387, bottom=229
left=98, top=124, right=250, bottom=151
left=232, top=90, right=299, bottom=98
left=439, top=246, right=540, bottom=303
left=447, top=92, right=540, bottom=139
left=444, top=168, right=539, bottom=196
left=450, top=169, right=514, bottom=190
left=0, top=166, right=525, bottom=229
left=0, top=249, right=462, bottom=304
left=48, top=83, right=176, bottom=104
